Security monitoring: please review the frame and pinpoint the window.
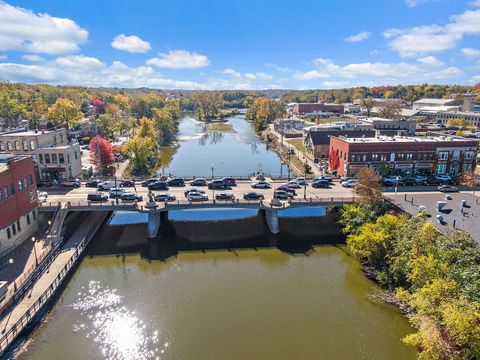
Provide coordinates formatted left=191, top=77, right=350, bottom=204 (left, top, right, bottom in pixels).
left=38, top=154, right=44, bottom=164
left=52, top=154, right=58, bottom=164
left=362, top=154, right=367, bottom=161
left=453, top=151, right=460, bottom=160
left=406, top=153, right=413, bottom=161
left=14, top=140, right=20, bottom=151
left=3, top=187, right=7, bottom=199
left=45, top=154, right=50, bottom=164
left=22, top=141, right=28, bottom=151
left=32, top=210, right=36, bottom=220
left=10, top=183, right=14, bottom=196
left=390, top=153, right=395, bottom=162
left=0, top=191, right=2, bottom=202
left=30, top=140, right=36, bottom=150
left=372, top=154, right=379, bottom=161
left=18, top=179, right=23, bottom=191
left=465, top=151, right=474, bottom=160
left=7, top=142, right=12, bottom=151
left=28, top=175, right=33, bottom=186
left=59, top=153, right=64, bottom=163
left=7, top=228, right=11, bottom=239
left=438, top=152, right=448, bottom=160
left=0, top=142, right=4, bottom=151
left=67, top=154, right=70, bottom=163
left=11, top=223, right=16, bottom=235
left=17, top=220, right=21, bottom=232
left=351, top=155, right=356, bottom=162
left=27, top=214, right=30, bottom=225
left=74, top=151, right=78, bottom=160
left=380, top=154, right=387, bottom=161
left=437, top=164, right=447, bottom=175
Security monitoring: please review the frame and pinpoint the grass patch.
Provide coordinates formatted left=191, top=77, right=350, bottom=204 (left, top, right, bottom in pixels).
left=207, top=123, right=235, bottom=132
left=287, top=138, right=312, bottom=160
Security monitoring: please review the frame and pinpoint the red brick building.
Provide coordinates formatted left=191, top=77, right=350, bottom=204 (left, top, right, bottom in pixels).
left=292, top=102, right=344, bottom=115
left=0, top=154, right=38, bottom=254
left=328, top=135, right=478, bottom=177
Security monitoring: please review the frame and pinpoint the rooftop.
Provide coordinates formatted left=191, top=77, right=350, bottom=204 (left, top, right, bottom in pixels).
left=335, top=135, right=476, bottom=144
left=359, top=117, right=414, bottom=123
left=0, top=129, right=55, bottom=137
left=413, top=98, right=456, bottom=105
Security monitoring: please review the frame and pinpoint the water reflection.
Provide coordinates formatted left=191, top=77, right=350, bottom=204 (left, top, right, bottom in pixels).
left=70, top=281, right=163, bottom=360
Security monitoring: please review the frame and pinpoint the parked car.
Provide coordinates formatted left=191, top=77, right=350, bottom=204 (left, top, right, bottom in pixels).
left=437, top=185, right=458, bottom=192
left=61, top=178, right=81, bottom=188
left=190, top=178, right=207, bottom=186
left=436, top=175, right=452, bottom=182
left=148, top=181, right=168, bottom=190
left=341, top=179, right=358, bottom=188
left=154, top=193, right=176, bottom=202
left=382, top=176, right=403, bottom=185
left=314, top=175, right=334, bottom=183
left=167, top=178, right=185, bottom=187
left=120, top=192, right=143, bottom=201
left=413, top=175, right=428, bottom=185
left=86, top=179, right=101, bottom=188
left=109, top=188, right=125, bottom=198
left=215, top=193, right=235, bottom=201
left=273, top=190, right=294, bottom=200
left=120, top=180, right=135, bottom=187
left=184, top=188, right=206, bottom=197
left=276, top=186, right=297, bottom=196
left=36, top=180, right=52, bottom=188
left=243, top=192, right=265, bottom=200
left=98, top=180, right=116, bottom=191
left=38, top=191, right=48, bottom=202
left=187, top=193, right=208, bottom=202
left=208, top=180, right=229, bottom=190
left=141, top=178, right=159, bottom=187
left=283, top=181, right=301, bottom=189
left=426, top=176, right=451, bottom=185
left=312, top=179, right=330, bottom=188
left=251, top=180, right=271, bottom=189
left=222, top=177, right=237, bottom=186
left=87, top=192, right=108, bottom=202
left=401, top=177, right=416, bottom=186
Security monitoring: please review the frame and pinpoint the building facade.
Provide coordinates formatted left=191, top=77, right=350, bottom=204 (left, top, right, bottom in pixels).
left=0, top=154, right=38, bottom=254
left=292, top=102, right=344, bottom=115
left=437, top=111, right=480, bottom=127
left=0, top=128, right=82, bottom=183
left=329, top=135, right=478, bottom=177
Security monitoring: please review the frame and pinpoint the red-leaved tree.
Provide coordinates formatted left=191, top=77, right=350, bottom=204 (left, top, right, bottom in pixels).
left=93, top=98, right=105, bottom=114
left=89, top=136, right=114, bottom=174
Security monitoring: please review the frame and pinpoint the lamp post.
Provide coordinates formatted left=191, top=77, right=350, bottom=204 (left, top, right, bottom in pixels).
left=303, top=156, right=307, bottom=200
left=8, top=258, right=17, bottom=292
left=32, top=236, right=38, bottom=266
left=287, top=150, right=291, bottom=182
left=211, top=164, right=214, bottom=181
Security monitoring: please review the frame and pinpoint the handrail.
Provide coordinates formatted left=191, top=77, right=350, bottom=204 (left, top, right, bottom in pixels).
left=0, top=215, right=104, bottom=354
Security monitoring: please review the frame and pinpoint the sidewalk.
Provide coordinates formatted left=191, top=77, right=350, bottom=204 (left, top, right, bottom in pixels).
left=115, top=159, right=130, bottom=179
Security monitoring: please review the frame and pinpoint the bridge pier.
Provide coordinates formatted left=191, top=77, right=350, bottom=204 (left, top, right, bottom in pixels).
left=147, top=211, right=162, bottom=239
left=264, top=209, right=279, bottom=234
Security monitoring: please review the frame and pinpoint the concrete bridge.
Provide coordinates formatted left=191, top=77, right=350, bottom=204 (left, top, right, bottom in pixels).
left=38, top=197, right=355, bottom=237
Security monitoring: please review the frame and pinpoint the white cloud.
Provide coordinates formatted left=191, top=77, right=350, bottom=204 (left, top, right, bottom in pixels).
left=22, top=54, right=43, bottom=62
left=0, top=2, right=87, bottom=54
left=322, top=81, right=350, bottom=88
left=405, top=0, right=432, bottom=7
left=111, top=34, right=151, bottom=53
left=0, top=55, right=205, bottom=89
left=417, top=55, right=444, bottom=66
left=470, top=0, right=480, bottom=6
left=146, top=50, right=210, bottom=69
left=461, top=47, right=480, bottom=58
left=384, top=9, right=480, bottom=57
left=345, top=31, right=371, bottom=43
left=293, top=57, right=461, bottom=84
left=223, top=68, right=241, bottom=78
left=0, top=54, right=6, bottom=60
left=265, top=63, right=292, bottom=73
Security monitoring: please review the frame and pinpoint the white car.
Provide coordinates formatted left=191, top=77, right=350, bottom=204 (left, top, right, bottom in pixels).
left=187, top=193, right=208, bottom=202
left=98, top=180, right=117, bottom=190
left=293, top=177, right=307, bottom=185
left=341, top=179, right=358, bottom=188
left=436, top=175, right=451, bottom=182
left=108, top=188, right=125, bottom=198
left=251, top=180, right=271, bottom=189
left=37, top=191, right=48, bottom=202
left=283, top=181, right=301, bottom=189
left=413, top=175, right=428, bottom=184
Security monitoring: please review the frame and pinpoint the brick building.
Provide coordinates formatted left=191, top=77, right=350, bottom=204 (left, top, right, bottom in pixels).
left=0, top=154, right=38, bottom=254
left=328, top=135, right=478, bottom=177
left=292, top=102, right=344, bottom=116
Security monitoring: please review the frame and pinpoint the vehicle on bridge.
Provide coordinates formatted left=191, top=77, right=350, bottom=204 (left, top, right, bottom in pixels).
left=141, top=178, right=159, bottom=187
left=187, top=193, right=208, bottom=202
left=87, top=192, right=108, bottom=202
left=167, top=178, right=185, bottom=187
left=215, top=193, right=235, bottom=201
left=293, top=177, right=308, bottom=185
left=109, top=188, right=126, bottom=198
left=148, top=181, right=169, bottom=190
left=98, top=180, right=117, bottom=190
left=120, top=180, right=135, bottom=187
left=283, top=181, right=301, bottom=189
left=154, top=193, right=176, bottom=202
left=243, top=192, right=265, bottom=200
left=120, top=192, right=143, bottom=201
left=61, top=178, right=81, bottom=188
left=184, top=188, right=206, bottom=197
left=312, top=179, right=330, bottom=188
left=208, top=180, right=230, bottom=190
left=341, top=179, right=358, bottom=188
left=86, top=179, right=101, bottom=188
left=222, top=177, right=237, bottom=186
left=273, top=190, right=294, bottom=200
left=190, top=178, right=207, bottom=186
left=251, top=180, right=271, bottom=189
left=276, top=186, right=297, bottom=195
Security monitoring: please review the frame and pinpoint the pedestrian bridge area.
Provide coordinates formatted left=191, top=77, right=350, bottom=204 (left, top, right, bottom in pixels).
left=38, top=196, right=356, bottom=213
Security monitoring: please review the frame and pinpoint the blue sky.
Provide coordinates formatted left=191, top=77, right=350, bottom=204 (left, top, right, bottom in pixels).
left=0, top=0, right=479, bottom=89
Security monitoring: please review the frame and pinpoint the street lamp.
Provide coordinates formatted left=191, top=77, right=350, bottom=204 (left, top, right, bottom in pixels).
left=32, top=236, right=38, bottom=266
left=287, top=150, right=291, bottom=182
left=8, top=258, right=17, bottom=292
left=211, top=164, right=214, bottom=180
left=303, top=156, right=307, bottom=200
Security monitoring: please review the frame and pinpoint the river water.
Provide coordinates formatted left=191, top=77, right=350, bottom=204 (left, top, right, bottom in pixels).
left=158, top=113, right=285, bottom=177
left=16, top=214, right=415, bottom=360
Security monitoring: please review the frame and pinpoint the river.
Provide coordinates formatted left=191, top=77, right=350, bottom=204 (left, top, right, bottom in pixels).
left=157, top=113, right=285, bottom=177
left=16, top=212, right=415, bottom=360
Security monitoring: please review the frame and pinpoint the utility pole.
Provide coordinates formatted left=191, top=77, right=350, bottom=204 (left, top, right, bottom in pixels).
left=287, top=150, right=291, bottom=181
left=303, top=157, right=307, bottom=200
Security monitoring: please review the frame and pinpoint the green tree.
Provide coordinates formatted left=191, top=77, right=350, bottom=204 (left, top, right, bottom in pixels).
left=152, top=108, right=176, bottom=144
left=0, top=91, right=26, bottom=128
left=47, top=98, right=83, bottom=128
left=246, top=97, right=285, bottom=130
left=193, top=92, right=223, bottom=119
left=124, top=136, right=155, bottom=174
left=360, top=97, right=374, bottom=117
left=377, top=100, right=403, bottom=119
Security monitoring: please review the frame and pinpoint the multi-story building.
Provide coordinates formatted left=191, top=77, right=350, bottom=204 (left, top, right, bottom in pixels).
left=413, top=98, right=459, bottom=111
left=357, top=117, right=416, bottom=135
left=0, top=128, right=82, bottom=183
left=329, top=135, right=478, bottom=177
left=437, top=111, right=480, bottom=127
left=0, top=154, right=38, bottom=254
left=291, top=102, right=344, bottom=116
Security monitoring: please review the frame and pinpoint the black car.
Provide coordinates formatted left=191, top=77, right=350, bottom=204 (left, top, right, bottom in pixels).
left=190, top=178, right=207, bottom=186
left=167, top=178, right=185, bottom=187
left=148, top=181, right=169, bottom=190
left=401, top=177, right=416, bottom=186
left=120, top=192, right=143, bottom=201
left=311, top=180, right=330, bottom=188
left=120, top=180, right=135, bottom=187
left=215, top=193, right=235, bottom=201
left=87, top=192, right=108, bottom=202
left=154, top=193, right=176, bottom=202
left=141, top=178, right=159, bottom=187
left=243, top=192, right=265, bottom=200
left=276, top=186, right=297, bottom=195
left=86, top=179, right=101, bottom=188
left=208, top=180, right=229, bottom=190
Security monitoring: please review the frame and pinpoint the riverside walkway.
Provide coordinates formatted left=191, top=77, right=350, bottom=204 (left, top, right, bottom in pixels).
left=0, top=211, right=108, bottom=355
